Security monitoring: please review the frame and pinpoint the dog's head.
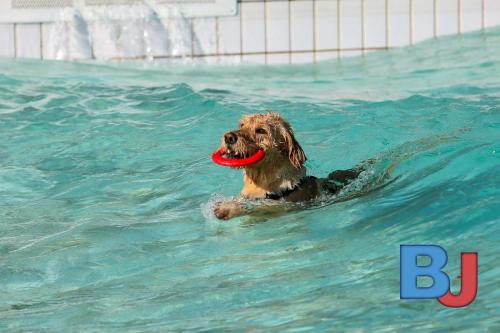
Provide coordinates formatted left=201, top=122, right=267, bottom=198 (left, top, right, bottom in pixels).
left=219, top=112, right=306, bottom=170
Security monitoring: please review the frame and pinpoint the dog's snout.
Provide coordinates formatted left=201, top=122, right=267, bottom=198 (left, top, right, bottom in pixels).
left=224, top=132, right=238, bottom=145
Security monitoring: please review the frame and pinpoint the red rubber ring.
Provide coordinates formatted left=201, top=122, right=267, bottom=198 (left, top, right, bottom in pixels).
left=212, top=149, right=265, bottom=167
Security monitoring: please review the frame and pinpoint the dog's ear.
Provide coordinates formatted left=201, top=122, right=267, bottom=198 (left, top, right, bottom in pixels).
left=280, top=120, right=306, bottom=169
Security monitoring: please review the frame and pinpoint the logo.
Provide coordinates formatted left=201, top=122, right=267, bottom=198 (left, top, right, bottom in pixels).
left=400, top=245, right=478, bottom=307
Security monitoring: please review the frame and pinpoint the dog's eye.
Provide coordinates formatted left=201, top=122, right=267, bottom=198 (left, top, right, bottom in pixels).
left=255, top=128, right=267, bottom=135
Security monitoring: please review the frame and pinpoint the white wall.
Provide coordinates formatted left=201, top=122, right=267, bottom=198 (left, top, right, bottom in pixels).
left=0, top=0, right=499, bottom=64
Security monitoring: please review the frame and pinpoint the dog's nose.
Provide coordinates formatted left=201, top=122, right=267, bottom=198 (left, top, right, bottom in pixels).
left=224, top=132, right=238, bottom=145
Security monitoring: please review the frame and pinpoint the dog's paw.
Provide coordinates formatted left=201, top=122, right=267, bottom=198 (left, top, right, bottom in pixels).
left=214, top=201, right=245, bottom=220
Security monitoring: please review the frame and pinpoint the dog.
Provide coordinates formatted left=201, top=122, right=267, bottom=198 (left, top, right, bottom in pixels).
left=214, top=112, right=362, bottom=220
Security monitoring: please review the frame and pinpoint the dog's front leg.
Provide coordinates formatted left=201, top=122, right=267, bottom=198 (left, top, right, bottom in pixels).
left=214, top=200, right=247, bottom=220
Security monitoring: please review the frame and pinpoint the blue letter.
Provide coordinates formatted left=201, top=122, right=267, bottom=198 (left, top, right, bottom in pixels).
left=400, top=245, right=450, bottom=299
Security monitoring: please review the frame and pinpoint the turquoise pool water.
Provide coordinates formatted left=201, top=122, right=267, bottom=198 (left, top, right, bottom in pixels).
left=1, top=28, right=499, bottom=332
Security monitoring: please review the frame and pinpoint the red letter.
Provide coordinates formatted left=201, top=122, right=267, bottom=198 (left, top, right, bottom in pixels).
left=438, top=252, right=478, bottom=307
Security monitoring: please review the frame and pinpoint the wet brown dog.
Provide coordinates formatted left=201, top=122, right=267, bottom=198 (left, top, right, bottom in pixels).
left=214, top=112, right=361, bottom=220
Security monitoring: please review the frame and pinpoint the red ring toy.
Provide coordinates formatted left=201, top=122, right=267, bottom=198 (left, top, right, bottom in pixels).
left=212, top=149, right=265, bottom=167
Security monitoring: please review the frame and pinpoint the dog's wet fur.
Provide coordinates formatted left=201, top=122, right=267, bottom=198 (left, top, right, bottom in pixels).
left=214, top=112, right=362, bottom=220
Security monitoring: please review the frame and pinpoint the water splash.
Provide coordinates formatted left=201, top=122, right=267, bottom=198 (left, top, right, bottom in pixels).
left=43, top=8, right=92, bottom=60
left=43, top=1, right=201, bottom=61
left=204, top=132, right=465, bottom=224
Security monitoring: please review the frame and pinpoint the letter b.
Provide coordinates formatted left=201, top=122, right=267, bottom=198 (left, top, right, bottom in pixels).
left=400, top=245, right=450, bottom=299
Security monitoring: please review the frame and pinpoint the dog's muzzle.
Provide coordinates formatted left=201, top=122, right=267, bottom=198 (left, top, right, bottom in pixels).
left=224, top=132, right=238, bottom=146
